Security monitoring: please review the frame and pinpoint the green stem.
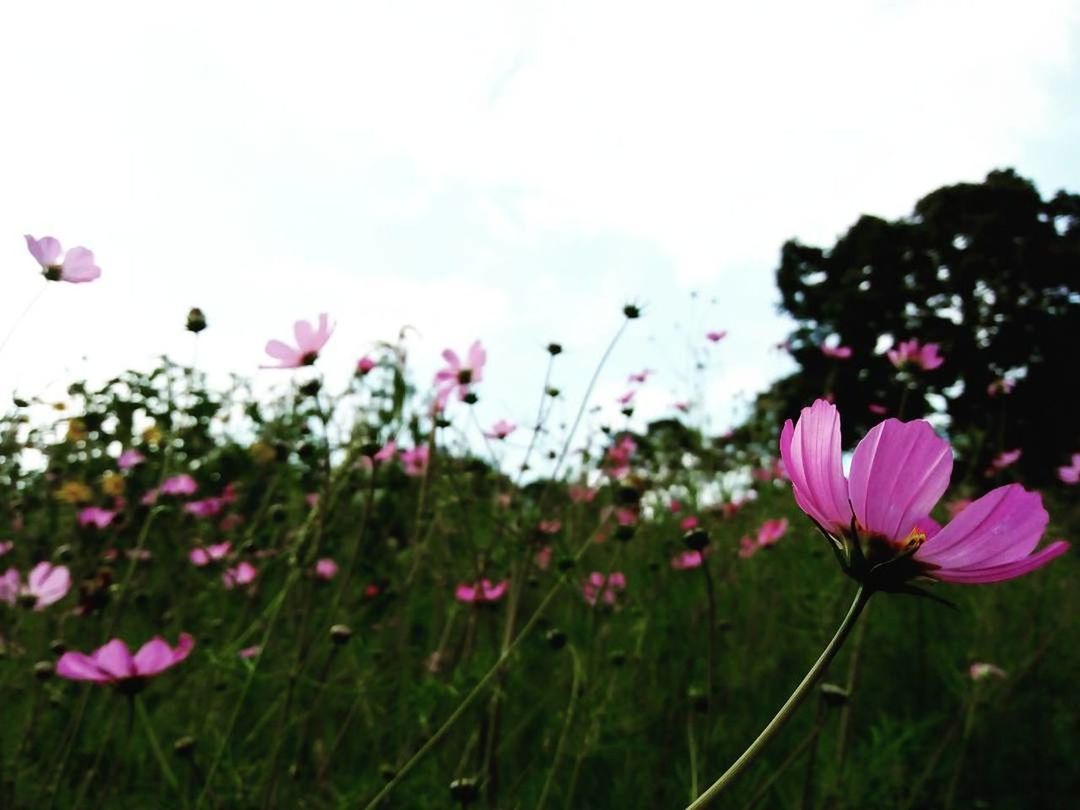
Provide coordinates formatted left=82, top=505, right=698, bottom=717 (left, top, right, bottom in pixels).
left=136, top=696, right=179, bottom=791
left=687, top=586, right=871, bottom=809
left=535, top=644, right=583, bottom=810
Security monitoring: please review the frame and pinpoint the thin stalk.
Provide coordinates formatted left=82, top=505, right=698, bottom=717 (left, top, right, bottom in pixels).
left=534, top=644, right=583, bottom=810
left=834, top=599, right=872, bottom=764
left=687, top=586, right=872, bottom=809
left=136, top=696, right=179, bottom=791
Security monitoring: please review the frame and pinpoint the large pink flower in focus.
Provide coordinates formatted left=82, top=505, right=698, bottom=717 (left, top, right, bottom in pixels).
left=262, top=314, right=334, bottom=369
left=887, top=339, right=944, bottom=371
left=56, top=633, right=194, bottom=689
left=25, top=235, right=102, bottom=283
left=434, top=340, right=486, bottom=406
left=780, top=400, right=1067, bottom=587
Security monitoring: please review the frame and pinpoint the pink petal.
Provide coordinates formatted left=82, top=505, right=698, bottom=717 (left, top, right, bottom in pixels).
left=263, top=339, right=300, bottom=366
left=848, top=419, right=952, bottom=542
left=294, top=318, right=316, bottom=351
left=314, top=313, right=333, bottom=344
left=133, top=637, right=177, bottom=676
left=25, top=235, right=62, bottom=266
left=0, top=568, right=19, bottom=604
left=92, top=639, right=137, bottom=679
left=60, top=247, right=101, bottom=283
left=929, top=540, right=1069, bottom=584
left=779, top=400, right=851, bottom=534
left=916, top=485, right=1048, bottom=570
left=56, top=652, right=110, bottom=682
left=28, top=562, right=71, bottom=608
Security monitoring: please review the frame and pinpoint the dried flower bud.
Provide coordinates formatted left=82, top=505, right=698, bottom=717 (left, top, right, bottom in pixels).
left=186, top=307, right=207, bottom=334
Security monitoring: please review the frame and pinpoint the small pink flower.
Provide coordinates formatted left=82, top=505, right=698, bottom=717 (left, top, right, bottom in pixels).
left=738, top=536, right=760, bottom=559
left=969, top=662, right=1007, bottom=681
left=821, top=343, right=852, bottom=360
left=0, top=562, right=71, bottom=609
left=0, top=541, right=12, bottom=557
left=582, top=572, right=626, bottom=607
left=568, top=485, right=597, bottom=503
left=77, top=507, right=116, bottom=529
left=56, top=633, right=194, bottom=687
left=160, top=474, right=198, bottom=496
left=305, top=493, right=320, bottom=508
left=25, top=235, right=101, bottom=283
left=780, top=399, right=1067, bottom=586
left=535, top=546, right=553, bottom=571
left=262, top=314, right=334, bottom=369
left=223, top=561, right=258, bottom=589
left=434, top=340, right=486, bottom=405
left=314, top=558, right=339, bottom=580
left=628, top=369, right=654, bottom=383
left=671, top=550, right=706, bottom=570
left=614, top=507, right=638, bottom=527
left=1057, top=453, right=1080, bottom=484
left=605, top=436, right=636, bottom=479
left=868, top=403, right=888, bottom=416
left=756, top=518, right=789, bottom=548
left=189, top=542, right=231, bottom=567
left=184, top=496, right=228, bottom=518
left=455, top=579, right=508, bottom=604
left=373, top=440, right=397, bottom=463
left=615, top=389, right=637, bottom=406
left=672, top=401, right=691, bottom=413
left=484, top=420, right=517, bottom=440
left=117, top=449, right=146, bottom=470
left=706, top=330, right=727, bottom=342
left=356, top=356, right=376, bottom=375
left=538, top=519, right=562, bottom=535
left=401, top=445, right=430, bottom=477
left=986, top=449, right=1022, bottom=476
left=239, top=645, right=262, bottom=660
left=680, top=515, right=700, bottom=531
left=888, top=339, right=944, bottom=372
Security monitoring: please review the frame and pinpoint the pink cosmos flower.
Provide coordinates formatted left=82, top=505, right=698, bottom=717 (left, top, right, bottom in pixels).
left=605, top=436, right=636, bottom=479
left=534, top=546, right=553, bottom=571
left=673, top=401, right=691, bottom=413
left=239, top=645, right=262, bottom=660
left=738, top=536, right=761, bottom=559
left=374, top=440, right=398, bottom=462
left=484, top=420, right=517, bottom=440
left=821, top=343, right=852, bottom=360
left=223, top=561, right=258, bottom=589
left=888, top=339, right=944, bottom=371
left=101, top=548, right=153, bottom=563
left=314, top=558, right=339, bottom=580
left=1058, top=453, right=1080, bottom=484
left=263, top=314, right=334, bottom=369
left=568, top=485, right=597, bottom=503
left=184, top=495, right=228, bottom=518
left=780, top=399, right=1068, bottom=587
left=434, top=340, right=486, bottom=405
left=868, top=403, right=888, bottom=416
left=56, top=633, right=194, bottom=687
left=356, top=356, right=376, bottom=375
left=117, top=449, right=146, bottom=470
left=0, top=541, right=12, bottom=557
left=455, top=579, right=508, bottom=604
left=945, top=499, right=973, bottom=520
left=669, top=500, right=683, bottom=514
left=680, top=515, right=700, bottom=531
left=706, top=330, right=728, bottom=343
left=582, top=572, right=626, bottom=607
left=986, top=449, right=1022, bottom=476
left=0, top=562, right=71, bottom=609
left=25, top=235, right=101, bottom=283
left=628, top=369, right=654, bottom=383
left=189, top=542, right=231, bottom=567
left=160, top=474, right=198, bottom=496
left=757, top=518, right=789, bottom=547
left=969, top=661, right=1007, bottom=681
left=401, top=445, right=430, bottom=477
left=77, top=506, right=116, bottom=529
left=614, top=507, right=638, bottom=527
left=615, top=389, right=637, bottom=406
left=671, top=550, right=707, bottom=570
left=538, top=519, right=562, bottom=535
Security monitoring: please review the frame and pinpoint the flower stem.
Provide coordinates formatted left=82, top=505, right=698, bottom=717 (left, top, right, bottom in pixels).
left=136, top=696, right=179, bottom=791
left=686, top=586, right=872, bottom=809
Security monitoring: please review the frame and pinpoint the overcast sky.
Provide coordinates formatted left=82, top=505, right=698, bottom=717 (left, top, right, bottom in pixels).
left=3, top=0, right=1079, bottom=449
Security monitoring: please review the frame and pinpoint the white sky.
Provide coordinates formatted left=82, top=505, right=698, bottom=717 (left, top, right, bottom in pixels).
left=2, top=0, right=1079, bottom=450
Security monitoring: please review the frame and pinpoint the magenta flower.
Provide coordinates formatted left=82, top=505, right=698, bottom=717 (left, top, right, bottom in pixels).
left=117, top=449, right=146, bottom=470
left=672, top=401, right=691, bottom=413
left=223, top=561, right=258, bottom=589
left=757, top=518, right=789, bottom=548
left=986, top=449, right=1022, bottom=476
left=538, top=519, right=562, bottom=535
left=534, top=546, right=553, bottom=571
left=77, top=506, right=116, bottom=529
left=605, top=435, right=637, bottom=479
left=671, top=549, right=707, bottom=570
left=455, top=579, right=508, bottom=604
left=628, top=369, right=654, bottom=383
left=780, top=399, right=1068, bottom=587
left=888, top=338, right=944, bottom=372
left=401, top=445, right=430, bottom=477
left=1058, top=453, right=1080, bottom=484
left=484, top=420, right=517, bottom=440
left=434, top=340, right=486, bottom=405
left=568, top=485, right=597, bottom=503
left=0, top=562, right=71, bottom=609
left=615, top=389, right=637, bottom=406
left=821, top=343, right=852, bottom=360
left=262, top=314, right=334, bottom=369
left=706, top=330, right=727, bottom=343
left=680, top=515, right=700, bottom=531
left=868, top=403, right=888, bottom=416
left=184, top=496, right=228, bottom=518
left=356, top=355, right=376, bottom=376
left=56, top=633, right=194, bottom=689
left=314, top=558, right=339, bottom=580
left=582, top=572, right=626, bottom=607
left=189, top=542, right=231, bottom=567
left=160, top=474, right=198, bottom=496
left=25, top=235, right=101, bottom=283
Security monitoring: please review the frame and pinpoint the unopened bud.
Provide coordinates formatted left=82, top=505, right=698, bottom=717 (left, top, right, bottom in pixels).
left=449, top=777, right=479, bottom=804
left=329, top=624, right=353, bottom=645
left=185, top=307, right=207, bottom=334
left=545, top=628, right=567, bottom=650
left=819, top=683, right=849, bottom=707
left=34, top=661, right=54, bottom=681
left=546, top=343, right=563, bottom=356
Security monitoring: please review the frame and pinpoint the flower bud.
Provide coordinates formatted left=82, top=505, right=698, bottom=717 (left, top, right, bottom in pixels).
left=688, top=685, right=709, bottom=714
left=174, top=736, right=196, bottom=757
left=819, top=683, right=849, bottom=708
left=462, top=392, right=478, bottom=405
left=330, top=624, right=353, bottom=645
left=546, top=343, right=563, bottom=356
left=34, top=661, right=54, bottom=681
left=683, top=528, right=710, bottom=552
left=449, top=777, right=479, bottom=804
left=622, top=303, right=642, bottom=319
left=545, top=628, right=567, bottom=650
left=185, top=308, right=207, bottom=334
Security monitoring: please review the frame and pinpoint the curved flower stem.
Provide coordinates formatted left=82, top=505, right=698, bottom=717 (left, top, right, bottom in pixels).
left=687, top=586, right=872, bottom=809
